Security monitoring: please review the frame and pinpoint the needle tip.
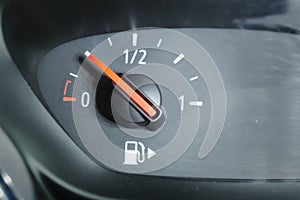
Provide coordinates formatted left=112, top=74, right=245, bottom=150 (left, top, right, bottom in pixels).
left=84, top=51, right=91, bottom=57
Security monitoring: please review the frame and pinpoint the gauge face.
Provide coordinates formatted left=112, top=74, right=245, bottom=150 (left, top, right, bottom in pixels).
left=70, top=28, right=226, bottom=173
left=32, top=27, right=300, bottom=179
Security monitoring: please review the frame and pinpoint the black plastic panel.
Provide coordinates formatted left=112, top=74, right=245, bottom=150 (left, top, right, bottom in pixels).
left=1, top=0, right=300, bottom=199
left=36, top=29, right=300, bottom=179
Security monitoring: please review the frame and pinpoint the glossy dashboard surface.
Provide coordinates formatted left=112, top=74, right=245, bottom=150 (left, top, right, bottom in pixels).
left=36, top=28, right=300, bottom=179
left=1, top=0, right=300, bottom=199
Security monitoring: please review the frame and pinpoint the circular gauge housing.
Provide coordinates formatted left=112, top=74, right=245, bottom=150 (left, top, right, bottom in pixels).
left=72, top=28, right=226, bottom=174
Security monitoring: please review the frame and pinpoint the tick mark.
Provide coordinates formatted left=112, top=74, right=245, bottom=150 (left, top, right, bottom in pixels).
left=156, top=39, right=162, bottom=47
left=69, top=73, right=78, bottom=78
left=189, top=101, right=203, bottom=107
left=173, top=53, right=185, bottom=64
left=108, top=37, right=113, bottom=46
left=63, top=97, right=77, bottom=102
left=132, top=33, right=138, bottom=46
left=189, top=76, right=198, bottom=81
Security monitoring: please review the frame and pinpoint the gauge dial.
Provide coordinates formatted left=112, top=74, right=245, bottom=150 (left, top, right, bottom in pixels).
left=71, top=28, right=226, bottom=173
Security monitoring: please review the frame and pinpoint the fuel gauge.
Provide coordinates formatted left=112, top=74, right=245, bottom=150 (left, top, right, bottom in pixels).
left=71, top=28, right=226, bottom=173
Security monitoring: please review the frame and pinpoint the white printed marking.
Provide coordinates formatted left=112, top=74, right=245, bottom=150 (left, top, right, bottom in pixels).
left=189, top=76, right=199, bottom=81
left=189, top=101, right=204, bottom=107
left=132, top=33, right=138, bottom=46
left=173, top=53, right=184, bottom=64
left=156, top=39, right=162, bottom=47
left=3, top=174, right=12, bottom=184
left=69, top=73, right=78, bottom=78
left=85, top=51, right=91, bottom=57
left=147, top=148, right=156, bottom=159
left=0, top=188, right=4, bottom=198
left=108, top=37, right=113, bottom=46
left=130, top=50, right=138, bottom=64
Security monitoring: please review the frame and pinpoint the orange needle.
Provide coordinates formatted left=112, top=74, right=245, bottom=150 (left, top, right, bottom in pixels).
left=85, top=51, right=157, bottom=118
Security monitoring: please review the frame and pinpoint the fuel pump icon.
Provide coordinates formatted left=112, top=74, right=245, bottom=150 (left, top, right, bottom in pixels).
left=123, top=141, right=156, bottom=165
